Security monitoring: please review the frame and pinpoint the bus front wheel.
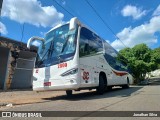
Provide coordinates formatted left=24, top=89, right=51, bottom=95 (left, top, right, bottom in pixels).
left=66, top=90, right=73, bottom=96
left=96, top=75, right=105, bottom=95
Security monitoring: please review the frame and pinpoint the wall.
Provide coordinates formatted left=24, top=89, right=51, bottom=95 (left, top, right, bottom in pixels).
left=0, top=47, right=9, bottom=89
left=0, top=37, right=37, bottom=90
left=10, top=51, right=37, bottom=89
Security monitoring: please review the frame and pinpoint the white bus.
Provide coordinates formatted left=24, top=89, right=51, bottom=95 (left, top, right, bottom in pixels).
left=27, top=17, right=133, bottom=96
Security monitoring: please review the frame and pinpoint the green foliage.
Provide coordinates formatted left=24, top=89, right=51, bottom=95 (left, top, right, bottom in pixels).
left=151, top=47, right=160, bottom=64
left=118, top=44, right=159, bottom=84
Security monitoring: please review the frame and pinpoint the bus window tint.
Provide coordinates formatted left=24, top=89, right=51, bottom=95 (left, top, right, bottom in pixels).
left=79, top=27, right=103, bottom=57
left=103, top=40, right=128, bottom=71
left=79, top=36, right=89, bottom=57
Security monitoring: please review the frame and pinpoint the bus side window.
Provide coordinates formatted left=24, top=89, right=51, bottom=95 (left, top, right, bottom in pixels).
left=79, top=27, right=103, bottom=57
left=79, top=37, right=90, bottom=57
left=84, top=43, right=89, bottom=53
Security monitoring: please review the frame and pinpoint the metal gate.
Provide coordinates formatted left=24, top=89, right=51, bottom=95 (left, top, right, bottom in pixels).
left=10, top=51, right=36, bottom=89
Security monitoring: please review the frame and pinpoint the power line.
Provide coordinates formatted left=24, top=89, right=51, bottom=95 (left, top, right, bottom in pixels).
left=53, top=0, right=126, bottom=48
left=85, top=0, right=127, bottom=48
left=58, top=0, right=94, bottom=31
left=52, top=0, right=95, bottom=31
left=52, top=0, right=74, bottom=17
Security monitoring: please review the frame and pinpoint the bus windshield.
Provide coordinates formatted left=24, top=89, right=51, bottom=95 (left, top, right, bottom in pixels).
left=36, top=24, right=77, bottom=68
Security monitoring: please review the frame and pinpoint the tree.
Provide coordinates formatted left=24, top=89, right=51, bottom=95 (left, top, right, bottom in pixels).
left=118, top=44, right=158, bottom=84
left=151, top=47, right=160, bottom=68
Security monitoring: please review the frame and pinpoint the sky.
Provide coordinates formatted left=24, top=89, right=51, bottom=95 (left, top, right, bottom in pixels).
left=0, top=0, right=160, bottom=51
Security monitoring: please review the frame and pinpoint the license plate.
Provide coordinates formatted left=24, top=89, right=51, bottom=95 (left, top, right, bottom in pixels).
left=44, top=82, right=51, bottom=86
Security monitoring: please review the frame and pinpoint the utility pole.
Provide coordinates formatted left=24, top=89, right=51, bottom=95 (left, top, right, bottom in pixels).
left=0, top=0, right=3, bottom=16
left=0, top=0, right=3, bottom=36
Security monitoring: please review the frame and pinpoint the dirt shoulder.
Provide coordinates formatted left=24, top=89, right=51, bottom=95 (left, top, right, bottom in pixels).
left=0, top=89, right=65, bottom=107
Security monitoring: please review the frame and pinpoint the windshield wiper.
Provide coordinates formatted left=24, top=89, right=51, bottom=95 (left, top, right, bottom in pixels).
left=57, top=54, right=64, bottom=63
left=37, top=41, right=54, bottom=67
left=37, top=49, right=49, bottom=67
left=56, top=35, right=71, bottom=63
left=60, top=35, right=70, bottom=53
left=48, top=41, right=54, bottom=58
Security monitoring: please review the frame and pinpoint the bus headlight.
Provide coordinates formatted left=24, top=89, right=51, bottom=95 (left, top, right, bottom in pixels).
left=61, top=68, right=78, bottom=77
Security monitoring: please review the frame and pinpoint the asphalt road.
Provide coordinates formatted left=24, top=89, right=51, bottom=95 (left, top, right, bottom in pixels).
left=1, top=79, right=160, bottom=120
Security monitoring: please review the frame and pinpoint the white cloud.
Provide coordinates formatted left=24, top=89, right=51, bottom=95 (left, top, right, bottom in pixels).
left=0, top=22, right=8, bottom=35
left=153, top=5, right=160, bottom=16
left=2, top=0, right=64, bottom=27
left=111, top=16, right=160, bottom=50
left=32, top=40, right=42, bottom=47
left=106, top=40, right=110, bottom=44
left=40, top=31, right=46, bottom=37
left=121, top=5, right=147, bottom=20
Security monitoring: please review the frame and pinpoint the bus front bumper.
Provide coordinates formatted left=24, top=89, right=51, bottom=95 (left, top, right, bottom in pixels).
left=33, top=83, right=79, bottom=92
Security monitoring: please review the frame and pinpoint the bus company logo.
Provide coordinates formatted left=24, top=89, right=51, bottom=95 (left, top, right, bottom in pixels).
left=83, top=71, right=89, bottom=80
left=58, top=63, right=67, bottom=68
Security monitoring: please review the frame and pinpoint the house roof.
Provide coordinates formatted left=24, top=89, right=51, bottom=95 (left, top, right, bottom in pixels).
left=0, top=36, right=37, bottom=52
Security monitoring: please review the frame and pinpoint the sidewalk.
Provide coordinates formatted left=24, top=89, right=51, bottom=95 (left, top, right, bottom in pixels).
left=0, top=89, right=65, bottom=108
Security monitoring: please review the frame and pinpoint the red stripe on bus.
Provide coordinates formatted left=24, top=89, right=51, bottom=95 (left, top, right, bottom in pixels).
left=112, top=70, right=128, bottom=76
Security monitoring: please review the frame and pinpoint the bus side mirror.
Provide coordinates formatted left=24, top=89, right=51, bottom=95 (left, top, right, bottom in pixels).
left=27, top=36, right=45, bottom=49
left=69, top=17, right=79, bottom=30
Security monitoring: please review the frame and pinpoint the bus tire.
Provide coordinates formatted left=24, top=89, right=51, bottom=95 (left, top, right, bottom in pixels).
left=66, top=90, right=72, bottom=96
left=107, top=86, right=112, bottom=91
left=96, top=75, right=105, bottom=95
left=122, top=78, right=129, bottom=89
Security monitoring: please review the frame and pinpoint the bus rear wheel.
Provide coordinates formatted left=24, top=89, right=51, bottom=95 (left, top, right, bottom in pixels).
left=66, top=90, right=72, bottom=97
left=107, top=86, right=112, bottom=91
left=96, top=75, right=105, bottom=95
left=122, top=78, right=129, bottom=89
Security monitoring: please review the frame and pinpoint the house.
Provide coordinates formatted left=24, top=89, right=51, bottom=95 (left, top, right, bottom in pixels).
left=0, top=36, right=37, bottom=90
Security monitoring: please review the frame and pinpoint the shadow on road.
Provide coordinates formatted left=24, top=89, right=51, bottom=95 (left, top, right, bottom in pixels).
left=42, top=86, right=143, bottom=101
